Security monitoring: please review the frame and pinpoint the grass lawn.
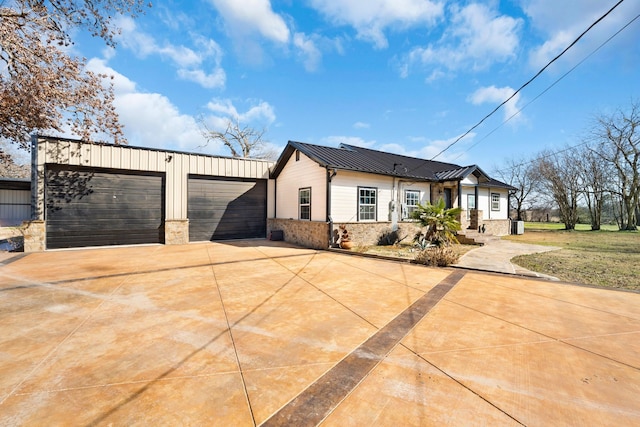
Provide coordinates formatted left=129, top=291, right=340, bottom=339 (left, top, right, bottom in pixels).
left=504, top=222, right=639, bottom=290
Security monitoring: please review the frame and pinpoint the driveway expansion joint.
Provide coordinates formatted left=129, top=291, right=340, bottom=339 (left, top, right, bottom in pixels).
left=260, top=269, right=466, bottom=427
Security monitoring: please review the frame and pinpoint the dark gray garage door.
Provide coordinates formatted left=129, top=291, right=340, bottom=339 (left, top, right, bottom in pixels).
left=188, top=177, right=266, bottom=241
left=45, top=165, right=165, bottom=249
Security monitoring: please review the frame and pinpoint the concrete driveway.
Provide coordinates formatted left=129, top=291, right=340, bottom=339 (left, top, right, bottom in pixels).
left=1, top=241, right=639, bottom=426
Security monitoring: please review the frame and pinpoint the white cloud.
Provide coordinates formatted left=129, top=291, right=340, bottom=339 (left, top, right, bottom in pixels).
left=204, top=98, right=276, bottom=131
left=418, top=133, right=476, bottom=163
left=353, top=121, right=370, bottom=129
left=322, top=136, right=377, bottom=148
left=469, top=85, right=523, bottom=123
left=293, top=33, right=322, bottom=72
left=403, top=3, right=521, bottom=76
left=208, top=0, right=290, bottom=43
left=523, top=0, right=640, bottom=68
left=309, top=0, right=443, bottom=49
left=116, top=17, right=226, bottom=89
left=87, top=58, right=215, bottom=153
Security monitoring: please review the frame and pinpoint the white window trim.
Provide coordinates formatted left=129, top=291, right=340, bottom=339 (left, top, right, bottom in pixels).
left=491, top=192, right=500, bottom=211
left=358, top=186, right=377, bottom=221
left=299, top=187, right=311, bottom=220
left=404, top=189, right=420, bottom=219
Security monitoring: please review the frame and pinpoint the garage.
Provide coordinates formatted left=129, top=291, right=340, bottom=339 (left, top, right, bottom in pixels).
left=45, top=165, right=165, bottom=249
left=188, top=176, right=267, bottom=241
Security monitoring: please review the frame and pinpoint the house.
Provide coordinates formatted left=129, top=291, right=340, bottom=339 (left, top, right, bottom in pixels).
left=23, top=136, right=515, bottom=252
left=267, top=141, right=516, bottom=249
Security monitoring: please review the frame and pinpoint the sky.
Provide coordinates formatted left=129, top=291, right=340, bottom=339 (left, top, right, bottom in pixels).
left=67, top=0, right=640, bottom=173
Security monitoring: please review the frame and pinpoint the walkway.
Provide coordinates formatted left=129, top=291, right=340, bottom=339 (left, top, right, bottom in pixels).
left=1, top=241, right=639, bottom=425
left=454, top=239, right=561, bottom=279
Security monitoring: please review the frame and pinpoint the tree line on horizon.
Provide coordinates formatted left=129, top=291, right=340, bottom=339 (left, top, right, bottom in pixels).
left=496, top=101, right=640, bottom=232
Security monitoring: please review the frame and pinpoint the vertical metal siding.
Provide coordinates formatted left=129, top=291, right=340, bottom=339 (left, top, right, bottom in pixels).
left=35, top=137, right=274, bottom=225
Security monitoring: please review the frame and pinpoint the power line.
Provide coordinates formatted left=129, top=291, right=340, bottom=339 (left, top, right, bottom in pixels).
left=429, top=0, right=627, bottom=161
left=455, top=10, right=640, bottom=167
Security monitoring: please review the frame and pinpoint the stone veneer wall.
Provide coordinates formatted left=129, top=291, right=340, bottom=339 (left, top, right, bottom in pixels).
left=165, top=219, right=189, bottom=245
left=333, top=221, right=421, bottom=247
left=481, top=219, right=511, bottom=236
left=22, top=220, right=45, bottom=252
left=267, top=219, right=330, bottom=250
left=267, top=219, right=424, bottom=249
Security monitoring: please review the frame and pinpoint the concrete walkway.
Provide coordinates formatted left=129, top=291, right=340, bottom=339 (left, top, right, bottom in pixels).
left=1, top=241, right=639, bottom=426
left=454, top=239, right=561, bottom=280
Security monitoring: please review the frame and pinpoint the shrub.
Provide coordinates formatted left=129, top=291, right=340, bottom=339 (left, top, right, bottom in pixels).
left=415, top=246, right=460, bottom=267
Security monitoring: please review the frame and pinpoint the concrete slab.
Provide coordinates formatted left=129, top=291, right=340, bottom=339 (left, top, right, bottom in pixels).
left=454, top=239, right=561, bottom=279
left=0, top=241, right=639, bottom=426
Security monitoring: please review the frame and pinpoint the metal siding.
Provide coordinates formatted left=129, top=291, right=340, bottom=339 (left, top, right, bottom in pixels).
left=35, top=137, right=275, bottom=244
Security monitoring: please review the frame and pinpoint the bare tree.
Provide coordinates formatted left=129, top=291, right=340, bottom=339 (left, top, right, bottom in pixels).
left=495, top=157, right=538, bottom=221
left=534, top=149, right=581, bottom=230
left=577, top=144, right=612, bottom=230
left=592, top=102, right=640, bottom=230
left=200, top=117, right=277, bottom=159
left=0, top=158, right=30, bottom=178
left=0, top=0, right=149, bottom=159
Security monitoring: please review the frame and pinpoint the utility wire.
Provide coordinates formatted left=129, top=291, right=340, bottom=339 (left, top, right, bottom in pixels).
left=455, top=10, right=640, bottom=168
left=429, top=0, right=627, bottom=161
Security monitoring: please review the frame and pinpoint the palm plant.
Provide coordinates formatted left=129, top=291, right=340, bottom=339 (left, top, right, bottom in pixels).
left=411, top=198, right=462, bottom=247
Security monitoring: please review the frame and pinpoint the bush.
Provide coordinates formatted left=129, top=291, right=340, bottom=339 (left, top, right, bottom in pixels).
left=415, top=246, right=460, bottom=267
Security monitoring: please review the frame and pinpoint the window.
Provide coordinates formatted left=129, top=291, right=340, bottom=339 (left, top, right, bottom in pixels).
left=299, top=187, right=311, bottom=220
left=404, top=190, right=420, bottom=219
left=467, top=194, right=476, bottom=219
left=295, top=150, right=300, bottom=161
left=491, top=193, right=500, bottom=211
left=358, top=187, right=377, bottom=221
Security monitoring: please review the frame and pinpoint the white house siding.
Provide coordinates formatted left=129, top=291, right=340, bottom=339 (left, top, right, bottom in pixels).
left=32, top=137, right=273, bottom=222
left=274, top=151, right=327, bottom=221
left=397, top=181, right=431, bottom=220
left=330, top=170, right=394, bottom=223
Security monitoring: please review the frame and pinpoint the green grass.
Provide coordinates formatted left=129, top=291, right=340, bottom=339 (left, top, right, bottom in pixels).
left=522, top=222, right=619, bottom=232
left=504, top=223, right=639, bottom=290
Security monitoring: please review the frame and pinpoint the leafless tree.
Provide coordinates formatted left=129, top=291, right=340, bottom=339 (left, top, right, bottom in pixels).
left=534, top=149, right=581, bottom=230
left=0, top=0, right=149, bottom=160
left=577, top=144, right=613, bottom=230
left=200, top=117, right=277, bottom=160
left=495, top=157, right=539, bottom=221
left=0, top=158, right=30, bottom=178
left=591, top=102, right=640, bottom=230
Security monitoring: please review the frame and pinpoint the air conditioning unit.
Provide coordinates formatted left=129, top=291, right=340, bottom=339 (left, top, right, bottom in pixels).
left=511, top=220, right=524, bottom=235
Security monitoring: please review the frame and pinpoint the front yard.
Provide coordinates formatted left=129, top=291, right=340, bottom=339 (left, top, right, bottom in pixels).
left=506, top=223, right=640, bottom=290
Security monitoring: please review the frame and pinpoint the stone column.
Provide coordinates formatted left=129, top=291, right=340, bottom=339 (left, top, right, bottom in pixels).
left=164, top=219, right=189, bottom=245
left=22, top=220, right=46, bottom=252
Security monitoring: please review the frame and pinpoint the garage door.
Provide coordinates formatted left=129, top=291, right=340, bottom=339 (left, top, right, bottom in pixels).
left=188, top=177, right=266, bottom=241
left=45, top=166, right=165, bottom=249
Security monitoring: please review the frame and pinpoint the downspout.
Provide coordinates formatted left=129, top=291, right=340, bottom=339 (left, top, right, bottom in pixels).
left=326, top=168, right=337, bottom=247
left=457, top=180, right=462, bottom=208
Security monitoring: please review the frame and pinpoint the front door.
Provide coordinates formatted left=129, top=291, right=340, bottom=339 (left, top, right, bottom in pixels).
left=444, top=188, right=452, bottom=209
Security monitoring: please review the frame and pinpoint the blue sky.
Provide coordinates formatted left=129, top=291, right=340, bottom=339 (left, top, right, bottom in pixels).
left=72, top=0, right=640, bottom=172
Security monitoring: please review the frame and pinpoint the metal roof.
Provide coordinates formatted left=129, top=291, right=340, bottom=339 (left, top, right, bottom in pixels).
left=270, top=140, right=515, bottom=189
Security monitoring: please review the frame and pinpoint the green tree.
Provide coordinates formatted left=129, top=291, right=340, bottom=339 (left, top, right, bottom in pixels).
left=411, top=198, right=462, bottom=247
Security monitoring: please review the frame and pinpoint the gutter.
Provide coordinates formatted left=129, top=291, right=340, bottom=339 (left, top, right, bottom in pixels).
left=326, top=168, right=337, bottom=247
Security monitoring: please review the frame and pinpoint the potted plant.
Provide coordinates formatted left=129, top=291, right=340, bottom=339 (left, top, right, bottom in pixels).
left=338, top=225, right=354, bottom=249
